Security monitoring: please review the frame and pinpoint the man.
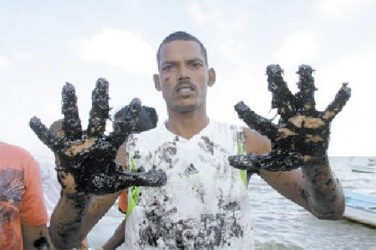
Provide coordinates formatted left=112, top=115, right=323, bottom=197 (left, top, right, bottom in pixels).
left=30, top=31, right=350, bottom=249
left=0, top=141, right=52, bottom=249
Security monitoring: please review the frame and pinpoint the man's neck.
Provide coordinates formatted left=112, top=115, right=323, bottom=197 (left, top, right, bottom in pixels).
left=165, top=113, right=209, bottom=140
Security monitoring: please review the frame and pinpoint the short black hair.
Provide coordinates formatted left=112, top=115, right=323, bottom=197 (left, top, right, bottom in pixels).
left=156, top=31, right=208, bottom=68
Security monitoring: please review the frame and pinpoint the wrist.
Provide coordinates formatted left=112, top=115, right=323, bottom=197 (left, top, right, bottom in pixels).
left=302, top=153, right=328, bottom=162
left=302, top=154, right=329, bottom=165
left=63, top=190, right=87, bottom=200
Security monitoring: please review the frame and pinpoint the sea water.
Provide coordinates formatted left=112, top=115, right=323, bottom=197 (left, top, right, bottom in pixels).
left=88, top=157, right=376, bottom=249
left=250, top=157, right=376, bottom=250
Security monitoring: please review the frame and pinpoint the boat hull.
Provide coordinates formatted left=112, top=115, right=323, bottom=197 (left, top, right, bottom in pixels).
left=349, top=158, right=376, bottom=173
left=343, top=191, right=376, bottom=227
left=350, top=164, right=376, bottom=173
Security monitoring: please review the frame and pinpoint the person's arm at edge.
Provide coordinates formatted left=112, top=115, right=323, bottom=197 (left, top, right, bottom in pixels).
left=243, top=127, right=345, bottom=220
left=22, top=224, right=54, bottom=249
left=101, top=142, right=128, bottom=249
left=101, top=219, right=126, bottom=250
left=22, top=152, right=54, bottom=249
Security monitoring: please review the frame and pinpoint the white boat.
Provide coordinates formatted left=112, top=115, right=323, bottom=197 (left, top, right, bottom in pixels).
left=350, top=158, right=376, bottom=173
left=343, top=190, right=376, bottom=227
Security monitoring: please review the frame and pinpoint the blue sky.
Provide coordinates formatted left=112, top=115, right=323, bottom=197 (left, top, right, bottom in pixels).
left=1, top=0, right=375, bottom=156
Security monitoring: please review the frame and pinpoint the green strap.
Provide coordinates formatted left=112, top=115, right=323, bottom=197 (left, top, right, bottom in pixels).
left=237, top=133, right=248, bottom=188
left=126, top=156, right=140, bottom=218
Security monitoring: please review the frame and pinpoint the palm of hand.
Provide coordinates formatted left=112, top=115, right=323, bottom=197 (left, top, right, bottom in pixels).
left=30, top=79, right=166, bottom=194
left=229, top=65, right=351, bottom=172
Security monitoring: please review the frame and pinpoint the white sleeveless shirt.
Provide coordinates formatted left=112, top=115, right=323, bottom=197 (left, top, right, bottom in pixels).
left=124, top=120, right=254, bottom=249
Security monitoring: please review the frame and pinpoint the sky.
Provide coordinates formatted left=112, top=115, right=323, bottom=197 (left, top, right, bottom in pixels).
left=0, top=0, right=375, bottom=157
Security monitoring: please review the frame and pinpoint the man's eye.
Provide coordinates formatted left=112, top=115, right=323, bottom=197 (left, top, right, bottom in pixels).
left=163, top=64, right=175, bottom=71
left=192, top=62, right=203, bottom=68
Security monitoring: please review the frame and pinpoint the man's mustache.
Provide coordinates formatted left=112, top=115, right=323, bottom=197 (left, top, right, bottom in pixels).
left=175, top=80, right=196, bottom=91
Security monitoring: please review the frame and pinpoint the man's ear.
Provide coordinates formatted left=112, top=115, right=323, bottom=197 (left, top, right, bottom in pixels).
left=207, top=68, right=216, bottom=87
left=153, top=74, right=161, bottom=91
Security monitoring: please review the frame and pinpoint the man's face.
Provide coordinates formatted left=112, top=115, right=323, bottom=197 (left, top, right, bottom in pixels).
left=154, top=40, right=215, bottom=114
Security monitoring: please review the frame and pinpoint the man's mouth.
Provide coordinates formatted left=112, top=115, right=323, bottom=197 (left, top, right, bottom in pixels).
left=177, top=86, right=194, bottom=94
left=176, top=83, right=195, bottom=95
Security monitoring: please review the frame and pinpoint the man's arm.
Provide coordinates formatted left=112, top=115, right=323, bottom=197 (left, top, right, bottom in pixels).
left=29, top=80, right=166, bottom=248
left=49, top=192, right=119, bottom=249
left=230, top=64, right=349, bottom=220
left=244, top=127, right=344, bottom=219
left=260, top=160, right=344, bottom=219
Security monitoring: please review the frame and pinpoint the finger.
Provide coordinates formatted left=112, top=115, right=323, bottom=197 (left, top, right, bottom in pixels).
left=119, top=169, right=167, bottom=187
left=323, top=83, right=351, bottom=123
left=229, top=151, right=301, bottom=172
left=89, top=168, right=167, bottom=194
left=87, top=78, right=110, bottom=137
left=108, top=98, right=142, bottom=149
left=128, top=98, right=142, bottom=116
left=260, top=151, right=302, bottom=171
left=62, top=83, right=83, bottom=139
left=234, top=101, right=278, bottom=140
left=134, top=106, right=158, bottom=133
left=29, top=117, right=63, bottom=151
left=228, top=154, right=263, bottom=171
left=295, top=65, right=317, bottom=111
left=266, top=64, right=296, bottom=120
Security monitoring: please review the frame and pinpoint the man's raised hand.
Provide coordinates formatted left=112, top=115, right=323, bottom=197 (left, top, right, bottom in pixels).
left=30, top=78, right=166, bottom=195
left=228, top=65, right=351, bottom=172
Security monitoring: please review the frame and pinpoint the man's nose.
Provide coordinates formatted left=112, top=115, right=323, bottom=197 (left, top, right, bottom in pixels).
left=178, top=65, right=189, bottom=80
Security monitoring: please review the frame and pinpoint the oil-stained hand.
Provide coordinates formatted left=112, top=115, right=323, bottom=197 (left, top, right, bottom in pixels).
left=30, top=78, right=166, bottom=194
left=229, top=65, right=351, bottom=172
